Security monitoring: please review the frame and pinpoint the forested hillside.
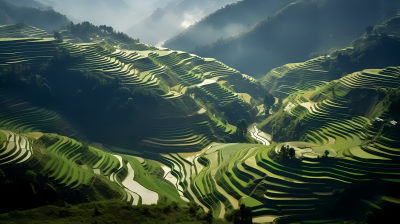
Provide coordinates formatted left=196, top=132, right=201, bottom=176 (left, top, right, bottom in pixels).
left=1, top=2, right=400, bottom=224
left=192, top=0, right=399, bottom=78
left=4, top=0, right=46, bottom=8
left=125, top=0, right=236, bottom=46
left=0, top=0, right=69, bottom=30
left=163, top=0, right=285, bottom=52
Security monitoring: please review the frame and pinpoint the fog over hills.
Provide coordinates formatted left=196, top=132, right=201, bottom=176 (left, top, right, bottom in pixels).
left=0, top=0, right=69, bottom=30
left=4, top=0, right=47, bottom=8
left=163, top=0, right=286, bottom=52
left=125, top=0, right=237, bottom=46
left=191, top=0, right=400, bottom=78
left=31, top=0, right=174, bottom=31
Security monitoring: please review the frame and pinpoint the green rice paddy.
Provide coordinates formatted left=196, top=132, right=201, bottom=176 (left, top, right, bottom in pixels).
left=1, top=24, right=399, bottom=224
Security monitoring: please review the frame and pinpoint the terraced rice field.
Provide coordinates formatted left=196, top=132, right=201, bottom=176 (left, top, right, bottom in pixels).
left=0, top=24, right=47, bottom=38
left=0, top=131, right=187, bottom=206
left=0, top=38, right=56, bottom=67
left=340, top=67, right=400, bottom=89
left=197, top=79, right=241, bottom=104
left=140, top=114, right=231, bottom=152
left=283, top=66, right=400, bottom=149
left=149, top=51, right=241, bottom=86
left=150, top=125, right=400, bottom=222
left=4, top=124, right=398, bottom=223
left=0, top=89, right=66, bottom=134
left=260, top=56, right=332, bottom=98
left=282, top=85, right=370, bottom=147
left=0, top=130, right=34, bottom=166
left=376, top=14, right=400, bottom=37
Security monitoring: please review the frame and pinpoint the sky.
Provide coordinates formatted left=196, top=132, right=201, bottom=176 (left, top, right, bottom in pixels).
left=36, top=0, right=174, bottom=31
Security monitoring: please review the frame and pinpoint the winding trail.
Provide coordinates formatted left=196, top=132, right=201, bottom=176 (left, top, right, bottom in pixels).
left=249, top=124, right=270, bottom=145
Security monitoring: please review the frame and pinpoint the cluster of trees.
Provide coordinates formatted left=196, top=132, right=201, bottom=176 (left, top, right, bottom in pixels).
left=99, top=25, right=114, bottom=34
left=0, top=166, right=75, bottom=215
left=53, top=31, right=63, bottom=43
left=320, top=27, right=400, bottom=77
left=65, top=21, right=140, bottom=43
left=0, top=198, right=231, bottom=224
left=225, top=204, right=253, bottom=224
left=330, top=182, right=388, bottom=223
left=0, top=0, right=69, bottom=31
left=263, top=93, right=275, bottom=114
left=236, top=119, right=248, bottom=142
left=277, top=145, right=296, bottom=160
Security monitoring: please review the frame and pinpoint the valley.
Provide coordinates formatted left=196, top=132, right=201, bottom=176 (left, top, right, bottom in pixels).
left=0, top=1, right=400, bottom=224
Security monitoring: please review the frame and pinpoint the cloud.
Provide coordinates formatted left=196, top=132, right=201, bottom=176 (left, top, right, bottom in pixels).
left=180, top=8, right=207, bottom=29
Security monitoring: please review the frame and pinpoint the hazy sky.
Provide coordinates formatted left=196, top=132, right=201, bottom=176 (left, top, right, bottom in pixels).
left=36, top=0, right=175, bottom=31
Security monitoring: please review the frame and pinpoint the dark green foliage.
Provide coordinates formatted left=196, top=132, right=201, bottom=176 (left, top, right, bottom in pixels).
left=263, top=93, right=275, bottom=114
left=66, top=21, right=139, bottom=43
left=219, top=100, right=252, bottom=125
left=0, top=1, right=69, bottom=30
left=53, top=46, right=85, bottom=62
left=53, top=31, right=63, bottom=43
left=277, top=145, right=297, bottom=161
left=323, top=150, right=330, bottom=158
left=0, top=200, right=232, bottom=224
left=366, top=25, right=374, bottom=35
left=322, top=32, right=400, bottom=76
left=192, top=0, right=385, bottom=76
left=288, top=147, right=295, bottom=158
left=331, top=182, right=383, bottom=221
left=225, top=205, right=252, bottom=224
left=236, top=119, right=248, bottom=142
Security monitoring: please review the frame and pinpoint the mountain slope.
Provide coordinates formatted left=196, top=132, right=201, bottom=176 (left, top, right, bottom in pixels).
left=163, top=0, right=285, bottom=52
left=192, top=0, right=394, bottom=78
left=1, top=12, right=400, bottom=223
left=0, top=23, right=263, bottom=154
left=125, top=0, right=236, bottom=46
left=4, top=0, right=47, bottom=8
left=0, top=0, right=69, bottom=30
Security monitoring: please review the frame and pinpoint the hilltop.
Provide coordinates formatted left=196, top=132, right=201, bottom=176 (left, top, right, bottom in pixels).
left=4, top=0, right=46, bottom=9
left=163, top=0, right=285, bottom=52
left=191, top=0, right=399, bottom=78
left=0, top=0, right=69, bottom=30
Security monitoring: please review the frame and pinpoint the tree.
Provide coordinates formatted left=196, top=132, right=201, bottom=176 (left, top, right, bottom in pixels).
left=366, top=25, right=374, bottom=35
left=53, top=31, right=63, bottom=43
left=323, top=150, right=329, bottom=158
left=238, top=204, right=253, bottom=224
left=204, top=210, right=213, bottom=224
left=236, top=119, right=248, bottom=142
left=106, top=26, right=114, bottom=34
left=263, top=93, right=275, bottom=114
left=99, top=25, right=107, bottom=33
left=288, top=147, right=295, bottom=158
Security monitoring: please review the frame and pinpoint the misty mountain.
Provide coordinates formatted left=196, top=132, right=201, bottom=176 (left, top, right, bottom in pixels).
left=0, top=0, right=69, bottom=30
left=125, top=0, right=237, bottom=46
left=163, top=0, right=286, bottom=52
left=35, top=0, right=174, bottom=31
left=4, top=0, right=47, bottom=8
left=192, top=0, right=400, bottom=78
